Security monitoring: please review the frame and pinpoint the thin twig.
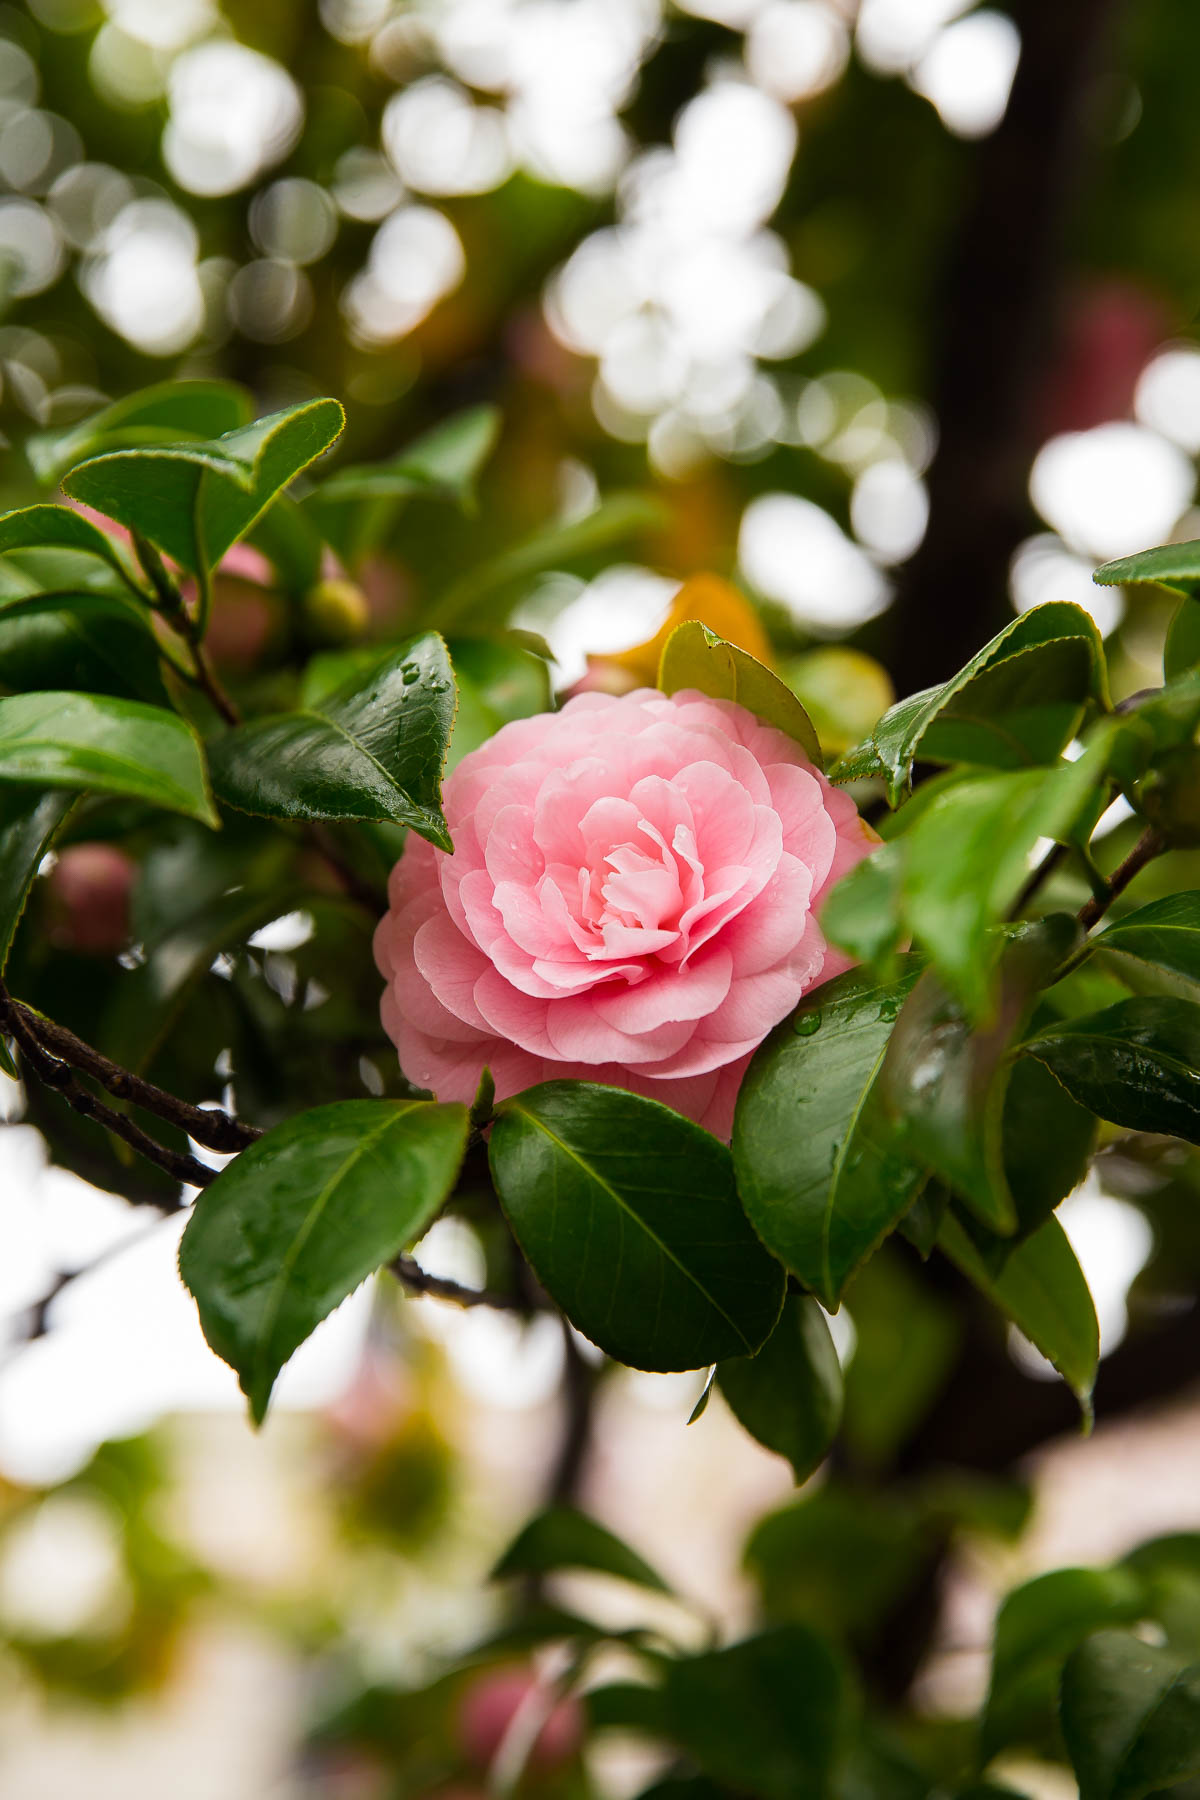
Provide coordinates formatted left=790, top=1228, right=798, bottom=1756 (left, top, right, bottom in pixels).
left=388, top=1253, right=525, bottom=1311
left=1078, top=825, right=1165, bottom=931
left=547, top=1315, right=596, bottom=1505
left=0, top=991, right=259, bottom=1154
left=131, top=530, right=242, bottom=727
left=2, top=1001, right=214, bottom=1198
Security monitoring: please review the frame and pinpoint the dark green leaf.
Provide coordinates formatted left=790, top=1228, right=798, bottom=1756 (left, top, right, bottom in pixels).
left=208, top=633, right=456, bottom=850
left=1094, top=541, right=1200, bottom=598
left=879, top=917, right=1083, bottom=1235
left=1062, top=1629, right=1200, bottom=1800
left=63, top=399, right=345, bottom=577
left=488, top=1081, right=785, bottom=1371
left=1166, top=599, right=1200, bottom=680
left=247, top=492, right=325, bottom=593
left=1091, top=893, right=1200, bottom=1000
left=662, top=1626, right=849, bottom=1800
left=718, top=1293, right=843, bottom=1481
left=314, top=405, right=500, bottom=507
left=0, top=692, right=216, bottom=825
left=831, top=605, right=1108, bottom=803
left=840, top=1246, right=959, bottom=1468
left=0, top=592, right=170, bottom=704
left=0, top=786, right=72, bottom=973
left=898, top=751, right=1105, bottom=1016
left=26, top=379, right=252, bottom=485
left=999, top=1055, right=1098, bottom=1240
left=0, top=503, right=141, bottom=588
left=745, top=1486, right=930, bottom=1639
left=938, top=1211, right=1098, bottom=1412
left=587, top=1682, right=670, bottom=1735
left=492, top=1506, right=671, bottom=1592
left=732, top=961, right=925, bottom=1307
left=658, top=621, right=823, bottom=764
left=1022, top=997, right=1200, bottom=1145
left=983, top=1568, right=1147, bottom=1758
left=179, top=1098, right=469, bottom=1423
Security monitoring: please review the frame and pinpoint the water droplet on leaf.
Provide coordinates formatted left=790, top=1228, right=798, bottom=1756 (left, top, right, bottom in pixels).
left=793, top=1010, right=822, bottom=1036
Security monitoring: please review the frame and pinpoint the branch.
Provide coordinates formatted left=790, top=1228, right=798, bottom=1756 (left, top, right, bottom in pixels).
left=1078, top=826, right=1165, bottom=930
left=388, top=1253, right=526, bottom=1311
left=3, top=1000, right=213, bottom=1198
left=132, top=530, right=241, bottom=727
left=0, top=991, right=260, bottom=1154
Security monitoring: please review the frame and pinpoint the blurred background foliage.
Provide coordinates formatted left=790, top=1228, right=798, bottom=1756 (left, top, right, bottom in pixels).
left=4, top=0, right=1200, bottom=1793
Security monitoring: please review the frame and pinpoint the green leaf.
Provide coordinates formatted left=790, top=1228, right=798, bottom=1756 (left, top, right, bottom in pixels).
left=745, top=1485, right=930, bottom=1639
left=247, top=492, right=326, bottom=593
left=0, top=786, right=72, bottom=974
left=840, top=1245, right=960, bottom=1469
left=662, top=1626, right=849, bottom=1800
left=732, top=961, right=925, bottom=1307
left=62, top=399, right=345, bottom=578
left=1165, top=597, right=1200, bottom=681
left=1094, top=541, right=1200, bottom=598
left=208, top=634, right=456, bottom=850
left=446, top=635, right=553, bottom=770
left=1022, top=997, right=1200, bottom=1146
left=983, top=1568, right=1147, bottom=1759
left=0, top=503, right=142, bottom=588
left=314, top=405, right=500, bottom=507
left=179, top=1098, right=468, bottom=1424
left=658, top=621, right=823, bottom=764
left=818, top=840, right=906, bottom=972
left=1090, top=893, right=1200, bottom=1000
left=0, top=592, right=170, bottom=704
left=26, top=379, right=252, bottom=485
left=879, top=917, right=1083, bottom=1235
left=0, top=692, right=216, bottom=825
left=718, top=1293, right=843, bottom=1482
left=492, top=1506, right=672, bottom=1592
left=898, top=752, right=1104, bottom=1016
left=488, top=1081, right=785, bottom=1371
left=432, top=493, right=665, bottom=628
left=1062, top=1629, right=1200, bottom=1800
left=831, top=604, right=1108, bottom=804
left=938, top=1211, right=1098, bottom=1413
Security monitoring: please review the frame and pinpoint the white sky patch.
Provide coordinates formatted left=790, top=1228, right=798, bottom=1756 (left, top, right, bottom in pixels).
left=739, top=491, right=891, bottom=632
left=909, top=10, right=1021, bottom=139
left=1135, top=345, right=1200, bottom=456
left=163, top=42, right=303, bottom=198
left=1029, top=423, right=1195, bottom=562
left=1009, top=533, right=1124, bottom=637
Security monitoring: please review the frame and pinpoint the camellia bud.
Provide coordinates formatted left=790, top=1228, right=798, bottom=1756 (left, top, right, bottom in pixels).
left=302, top=577, right=371, bottom=644
left=458, top=1668, right=584, bottom=1773
left=47, top=844, right=136, bottom=955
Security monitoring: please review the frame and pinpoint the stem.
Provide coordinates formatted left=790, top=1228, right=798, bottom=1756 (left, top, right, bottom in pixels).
left=388, top=1253, right=526, bottom=1311
left=1077, top=826, right=1165, bottom=930
left=2, top=1000, right=211, bottom=1197
left=0, top=992, right=260, bottom=1153
left=131, top=529, right=241, bottom=727
left=547, top=1317, right=597, bottom=1505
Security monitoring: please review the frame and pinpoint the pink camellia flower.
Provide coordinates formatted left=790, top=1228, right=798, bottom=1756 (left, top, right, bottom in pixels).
left=374, top=688, right=876, bottom=1138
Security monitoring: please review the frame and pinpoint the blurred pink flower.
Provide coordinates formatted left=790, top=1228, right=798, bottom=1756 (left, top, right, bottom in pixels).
left=374, top=689, right=875, bottom=1138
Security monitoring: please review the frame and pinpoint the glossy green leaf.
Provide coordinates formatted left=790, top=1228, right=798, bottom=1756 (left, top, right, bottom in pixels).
left=983, top=1568, right=1147, bottom=1758
left=831, top=604, right=1107, bottom=803
left=0, top=785, right=72, bottom=973
left=1091, top=892, right=1200, bottom=999
left=658, top=621, right=823, bottom=764
left=63, top=399, right=345, bottom=578
left=662, top=1625, right=849, bottom=1800
left=938, top=1211, right=1098, bottom=1412
left=898, top=752, right=1104, bottom=1016
left=489, top=1081, right=785, bottom=1371
left=492, top=1505, right=672, bottom=1592
left=314, top=405, right=500, bottom=506
left=718, top=1292, right=843, bottom=1481
left=1094, top=541, right=1200, bottom=598
left=1062, top=1629, right=1200, bottom=1800
left=1022, top=997, right=1200, bottom=1145
left=180, top=1098, right=469, bottom=1423
left=0, top=503, right=142, bottom=588
left=26, top=379, right=252, bottom=485
left=0, top=592, right=170, bottom=704
left=0, top=692, right=216, bottom=825
left=732, top=961, right=925, bottom=1307
left=208, top=633, right=456, bottom=850
left=432, top=493, right=665, bottom=628
left=879, top=916, right=1083, bottom=1235
left=1165, top=598, right=1200, bottom=680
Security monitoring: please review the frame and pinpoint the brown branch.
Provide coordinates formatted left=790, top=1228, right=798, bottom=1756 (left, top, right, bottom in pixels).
left=3, top=1002, right=213, bottom=1199
left=1078, top=826, right=1165, bottom=930
left=0, top=991, right=260, bottom=1154
left=388, top=1252, right=526, bottom=1311
left=547, top=1315, right=597, bottom=1505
